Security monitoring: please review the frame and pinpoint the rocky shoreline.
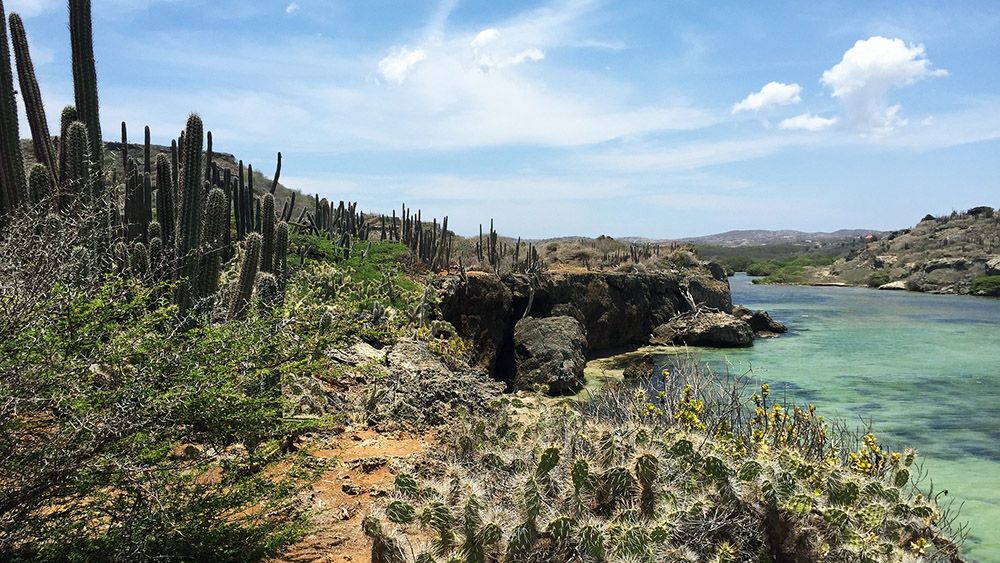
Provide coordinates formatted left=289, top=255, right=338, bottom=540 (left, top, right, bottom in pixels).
left=435, top=264, right=785, bottom=395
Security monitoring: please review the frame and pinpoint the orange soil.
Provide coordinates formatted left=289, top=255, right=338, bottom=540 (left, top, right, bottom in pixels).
left=274, top=429, right=433, bottom=563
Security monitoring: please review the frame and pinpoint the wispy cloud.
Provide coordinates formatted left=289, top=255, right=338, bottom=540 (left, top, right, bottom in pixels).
left=779, top=113, right=839, bottom=132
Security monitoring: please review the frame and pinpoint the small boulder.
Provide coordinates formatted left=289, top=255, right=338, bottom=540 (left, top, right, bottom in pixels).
left=986, top=256, right=1000, bottom=276
left=514, top=316, right=588, bottom=395
left=705, top=262, right=728, bottom=282
left=733, top=306, right=787, bottom=334
left=622, top=355, right=655, bottom=381
left=878, top=280, right=908, bottom=291
left=651, top=312, right=753, bottom=348
left=747, top=311, right=787, bottom=334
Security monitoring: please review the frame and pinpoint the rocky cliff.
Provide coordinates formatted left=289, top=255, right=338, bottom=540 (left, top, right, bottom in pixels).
left=436, top=265, right=732, bottom=382
left=827, top=207, right=1000, bottom=295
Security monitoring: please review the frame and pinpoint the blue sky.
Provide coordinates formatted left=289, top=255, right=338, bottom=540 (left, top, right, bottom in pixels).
left=11, top=0, right=1000, bottom=238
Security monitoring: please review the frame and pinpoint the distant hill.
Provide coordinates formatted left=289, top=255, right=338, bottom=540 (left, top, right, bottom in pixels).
left=627, top=229, right=881, bottom=247
left=828, top=206, right=1000, bottom=295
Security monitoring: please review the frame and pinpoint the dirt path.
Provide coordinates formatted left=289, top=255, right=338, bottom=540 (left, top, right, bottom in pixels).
left=274, top=429, right=433, bottom=563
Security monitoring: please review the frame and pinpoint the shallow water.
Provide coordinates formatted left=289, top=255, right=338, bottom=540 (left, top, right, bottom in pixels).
left=660, top=274, right=1000, bottom=561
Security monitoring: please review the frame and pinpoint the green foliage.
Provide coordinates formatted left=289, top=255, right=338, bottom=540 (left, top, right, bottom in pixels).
left=0, top=278, right=323, bottom=561
left=971, top=275, right=1000, bottom=296
left=697, top=243, right=851, bottom=274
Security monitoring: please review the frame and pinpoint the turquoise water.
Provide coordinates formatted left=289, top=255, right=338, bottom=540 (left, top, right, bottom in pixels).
left=666, top=274, right=1000, bottom=561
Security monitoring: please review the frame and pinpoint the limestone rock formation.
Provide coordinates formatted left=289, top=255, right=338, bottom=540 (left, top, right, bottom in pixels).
left=651, top=312, right=754, bottom=348
left=514, top=316, right=588, bottom=395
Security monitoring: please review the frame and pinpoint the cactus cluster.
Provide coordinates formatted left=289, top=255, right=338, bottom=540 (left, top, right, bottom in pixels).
left=366, top=374, right=962, bottom=563
left=474, top=221, right=543, bottom=274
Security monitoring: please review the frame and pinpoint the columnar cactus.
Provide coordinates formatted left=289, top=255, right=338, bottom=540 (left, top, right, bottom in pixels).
left=57, top=106, right=78, bottom=188
left=154, top=153, right=175, bottom=251
left=64, top=121, right=91, bottom=201
left=27, top=164, right=49, bottom=205
left=0, top=0, right=27, bottom=213
left=261, top=192, right=275, bottom=272
left=228, top=232, right=261, bottom=320
left=195, top=187, right=227, bottom=300
left=173, top=114, right=204, bottom=312
left=274, top=220, right=289, bottom=293
left=130, top=241, right=149, bottom=279
left=69, top=0, right=102, bottom=191
left=255, top=272, right=278, bottom=316
left=124, top=157, right=145, bottom=242
left=149, top=235, right=163, bottom=281
left=9, top=14, right=57, bottom=184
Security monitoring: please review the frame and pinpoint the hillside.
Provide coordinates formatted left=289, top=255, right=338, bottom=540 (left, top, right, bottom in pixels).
left=825, top=206, right=1000, bottom=295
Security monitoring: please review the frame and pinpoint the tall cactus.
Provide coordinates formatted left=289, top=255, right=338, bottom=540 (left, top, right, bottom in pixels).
left=9, top=14, right=57, bottom=185
left=154, top=153, right=175, bottom=251
left=27, top=164, right=49, bottom=205
left=261, top=192, right=275, bottom=272
left=124, top=157, right=144, bottom=242
left=69, top=0, right=102, bottom=191
left=195, top=187, right=227, bottom=300
left=229, top=232, right=261, bottom=320
left=274, top=220, right=289, bottom=294
left=173, top=114, right=204, bottom=312
left=0, top=0, right=26, bottom=213
left=255, top=272, right=278, bottom=316
left=58, top=106, right=78, bottom=188
left=64, top=121, right=91, bottom=202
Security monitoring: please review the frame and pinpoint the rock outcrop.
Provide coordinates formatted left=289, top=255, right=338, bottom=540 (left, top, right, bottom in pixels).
left=383, top=339, right=504, bottom=426
left=436, top=273, right=512, bottom=375
left=651, top=313, right=754, bottom=348
left=437, top=268, right=734, bottom=383
left=733, top=305, right=788, bottom=334
left=513, top=316, right=588, bottom=395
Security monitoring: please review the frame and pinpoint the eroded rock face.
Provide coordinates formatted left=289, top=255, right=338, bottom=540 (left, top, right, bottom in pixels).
left=438, top=268, right=735, bottom=381
left=436, top=273, right=512, bottom=375
left=651, top=312, right=753, bottom=348
left=514, top=316, right=588, bottom=395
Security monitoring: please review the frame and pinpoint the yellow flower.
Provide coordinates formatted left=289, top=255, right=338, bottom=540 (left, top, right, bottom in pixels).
left=910, top=537, right=929, bottom=555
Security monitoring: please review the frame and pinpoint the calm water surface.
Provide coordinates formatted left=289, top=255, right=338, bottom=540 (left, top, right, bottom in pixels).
left=662, top=274, right=1000, bottom=561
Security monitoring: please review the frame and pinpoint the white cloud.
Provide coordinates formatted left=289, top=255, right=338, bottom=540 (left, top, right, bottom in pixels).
left=285, top=3, right=299, bottom=15
left=821, top=36, right=947, bottom=134
left=779, top=113, right=839, bottom=132
left=732, top=82, right=802, bottom=114
left=471, top=28, right=500, bottom=48
left=377, top=46, right=429, bottom=84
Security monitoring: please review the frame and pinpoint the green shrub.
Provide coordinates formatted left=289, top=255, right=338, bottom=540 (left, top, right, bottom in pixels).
left=0, top=278, right=327, bottom=561
left=971, top=275, right=1000, bottom=296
